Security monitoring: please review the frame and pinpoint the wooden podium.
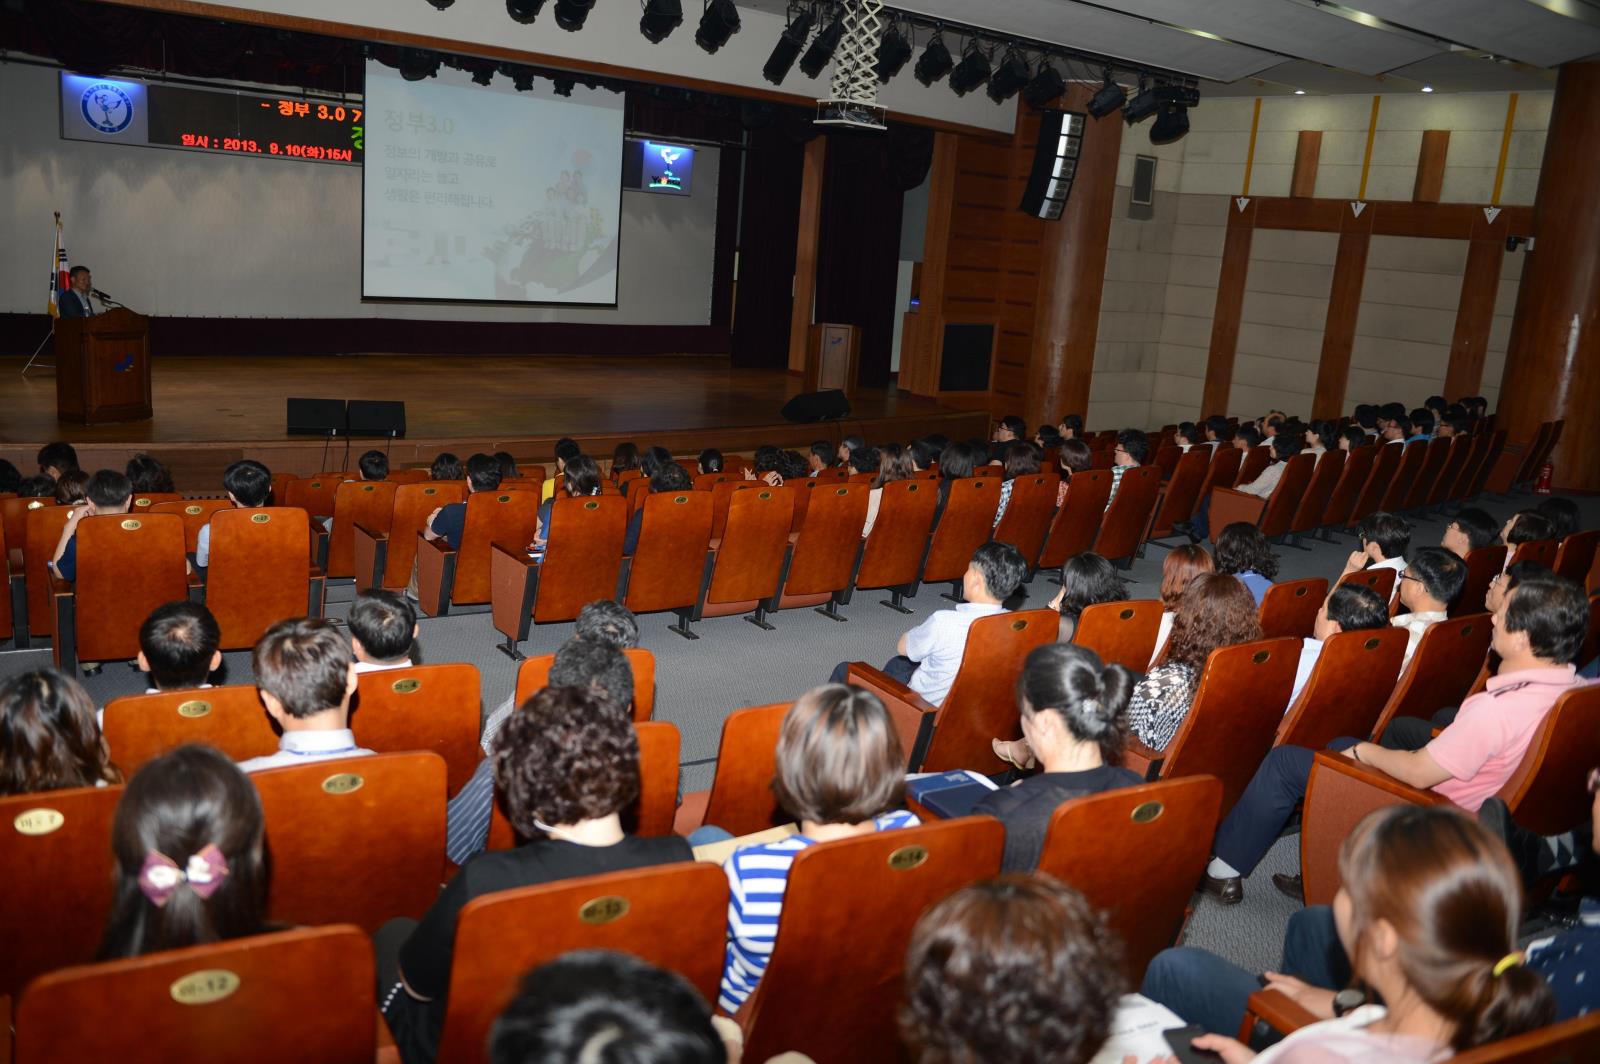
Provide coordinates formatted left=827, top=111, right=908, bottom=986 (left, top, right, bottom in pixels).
left=54, top=308, right=152, bottom=423
left=804, top=322, right=860, bottom=395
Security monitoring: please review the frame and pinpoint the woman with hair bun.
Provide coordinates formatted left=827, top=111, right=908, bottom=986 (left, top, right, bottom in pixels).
left=981, top=644, right=1143, bottom=872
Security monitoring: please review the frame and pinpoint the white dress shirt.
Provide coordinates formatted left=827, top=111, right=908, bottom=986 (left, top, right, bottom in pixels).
left=1391, top=610, right=1447, bottom=668
left=904, top=602, right=1008, bottom=707
left=237, top=728, right=373, bottom=773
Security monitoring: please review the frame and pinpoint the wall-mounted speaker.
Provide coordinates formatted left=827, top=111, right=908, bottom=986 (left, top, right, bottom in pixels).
left=1019, top=110, right=1087, bottom=220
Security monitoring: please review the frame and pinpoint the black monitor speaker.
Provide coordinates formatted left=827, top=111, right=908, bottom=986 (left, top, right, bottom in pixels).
left=1020, top=109, right=1087, bottom=220
left=780, top=389, right=851, bottom=423
left=348, top=400, right=407, bottom=438
left=286, top=398, right=347, bottom=436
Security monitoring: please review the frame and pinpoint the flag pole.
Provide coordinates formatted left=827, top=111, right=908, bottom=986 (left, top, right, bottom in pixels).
left=22, top=210, right=61, bottom=375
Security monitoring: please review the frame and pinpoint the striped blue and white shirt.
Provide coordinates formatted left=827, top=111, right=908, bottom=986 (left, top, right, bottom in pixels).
left=718, top=809, right=920, bottom=1013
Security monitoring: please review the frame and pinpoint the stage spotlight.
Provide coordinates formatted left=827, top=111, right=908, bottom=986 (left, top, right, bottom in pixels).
left=1087, top=70, right=1125, bottom=118
left=762, top=8, right=814, bottom=85
left=505, top=65, right=536, bottom=91
left=553, top=0, right=593, bottom=31
left=505, top=0, right=544, bottom=24
left=1123, top=80, right=1159, bottom=123
left=1150, top=105, right=1190, bottom=144
left=875, top=23, right=912, bottom=83
left=696, top=0, right=741, bottom=54
left=398, top=48, right=441, bottom=81
left=798, top=12, right=846, bottom=79
left=639, top=0, right=683, bottom=43
left=552, top=76, right=575, bottom=96
left=947, top=41, right=991, bottom=97
left=1021, top=62, right=1065, bottom=107
left=913, top=31, right=953, bottom=86
left=470, top=67, right=494, bottom=85
left=986, top=46, right=1030, bottom=103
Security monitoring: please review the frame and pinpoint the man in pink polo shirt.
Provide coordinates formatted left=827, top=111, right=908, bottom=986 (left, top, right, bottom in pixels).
left=1201, top=573, right=1589, bottom=905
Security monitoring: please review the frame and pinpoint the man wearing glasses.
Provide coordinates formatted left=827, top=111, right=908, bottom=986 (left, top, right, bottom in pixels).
left=1106, top=429, right=1148, bottom=512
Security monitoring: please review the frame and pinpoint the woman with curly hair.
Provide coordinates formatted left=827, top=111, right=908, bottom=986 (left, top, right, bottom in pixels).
left=1215, top=521, right=1279, bottom=606
left=1152, top=544, right=1213, bottom=667
left=380, top=686, right=691, bottom=1064
left=1127, top=573, right=1261, bottom=752
left=0, top=668, right=119, bottom=797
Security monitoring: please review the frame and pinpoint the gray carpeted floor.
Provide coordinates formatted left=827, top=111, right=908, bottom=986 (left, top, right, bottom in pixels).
left=4, top=488, right=1593, bottom=975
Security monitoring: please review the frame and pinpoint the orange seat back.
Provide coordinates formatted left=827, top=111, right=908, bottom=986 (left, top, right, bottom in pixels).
left=693, top=471, right=730, bottom=491
left=514, top=647, right=657, bottom=722
left=739, top=818, right=1005, bottom=1064
left=1158, top=637, right=1301, bottom=816
left=1463, top=429, right=1508, bottom=500
left=1554, top=530, right=1600, bottom=586
left=23, top=504, right=72, bottom=638
left=1376, top=440, right=1429, bottom=513
left=1146, top=448, right=1211, bottom=538
left=13, top=926, right=376, bottom=1064
left=129, top=492, right=182, bottom=512
left=1258, top=577, right=1329, bottom=640
left=103, top=685, right=279, bottom=772
left=1338, top=565, right=1396, bottom=604
left=1234, top=446, right=1270, bottom=487
left=708, top=479, right=746, bottom=540
left=65, top=513, right=189, bottom=664
left=700, top=702, right=789, bottom=837
left=853, top=479, right=938, bottom=592
left=1455, top=545, right=1508, bottom=617
left=351, top=664, right=482, bottom=795
left=1152, top=443, right=1182, bottom=479
left=1317, top=443, right=1376, bottom=530
left=1038, top=775, right=1223, bottom=981
left=151, top=498, right=234, bottom=553
left=324, top=480, right=397, bottom=579
left=282, top=475, right=342, bottom=517
left=1093, top=466, right=1161, bottom=563
left=436, top=862, right=726, bottom=1064
left=452, top=490, right=543, bottom=605
left=1073, top=600, right=1162, bottom=673
left=921, top=609, right=1060, bottom=773
left=1422, top=435, right=1471, bottom=508
left=533, top=495, right=628, bottom=622
left=1287, top=449, right=1345, bottom=537
left=1257, top=453, right=1316, bottom=538
left=0, top=783, right=123, bottom=996
left=1510, top=538, right=1558, bottom=570
left=1277, top=627, right=1408, bottom=751
left=624, top=491, right=713, bottom=616
left=1495, top=684, right=1600, bottom=836
left=922, top=476, right=1000, bottom=585
left=779, top=482, right=868, bottom=601
left=206, top=508, right=315, bottom=649
left=378, top=481, right=466, bottom=589
left=387, top=468, right=431, bottom=484
left=705, top=487, right=793, bottom=609
left=1038, top=470, right=1111, bottom=570
left=2, top=496, right=57, bottom=562
left=254, top=752, right=446, bottom=931
left=1301, top=752, right=1447, bottom=907
left=992, top=474, right=1058, bottom=568
left=1371, top=614, right=1492, bottom=739
left=1346, top=441, right=1403, bottom=527
left=1400, top=437, right=1453, bottom=511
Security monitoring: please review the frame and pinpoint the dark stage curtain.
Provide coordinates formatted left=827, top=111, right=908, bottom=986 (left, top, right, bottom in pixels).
left=730, top=121, right=808, bottom=370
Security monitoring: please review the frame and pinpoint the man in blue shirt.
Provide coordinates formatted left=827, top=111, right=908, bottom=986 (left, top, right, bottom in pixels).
left=50, top=469, right=133, bottom=583
left=423, top=452, right=501, bottom=550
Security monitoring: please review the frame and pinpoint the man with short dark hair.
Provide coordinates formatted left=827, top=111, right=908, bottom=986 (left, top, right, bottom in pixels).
left=37, top=442, right=80, bottom=480
left=697, top=448, right=724, bottom=475
left=1387, top=545, right=1465, bottom=668
left=50, top=469, right=132, bottom=583
left=1105, top=429, right=1148, bottom=512
left=1204, top=415, right=1229, bottom=446
left=138, top=600, right=223, bottom=691
left=1381, top=414, right=1412, bottom=443
left=348, top=589, right=419, bottom=672
left=237, top=616, right=371, bottom=772
left=358, top=449, right=390, bottom=482
left=1340, top=510, right=1411, bottom=601
left=1288, top=583, right=1389, bottom=706
left=989, top=415, right=1027, bottom=461
left=195, top=458, right=273, bottom=570
left=1442, top=507, right=1500, bottom=558
left=424, top=452, right=500, bottom=551
left=575, top=599, right=641, bottom=650
left=807, top=441, right=832, bottom=476
left=57, top=266, right=96, bottom=318
left=1407, top=408, right=1434, bottom=442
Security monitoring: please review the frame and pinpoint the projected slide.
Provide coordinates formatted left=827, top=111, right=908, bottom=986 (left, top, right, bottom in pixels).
left=363, top=60, right=624, bottom=305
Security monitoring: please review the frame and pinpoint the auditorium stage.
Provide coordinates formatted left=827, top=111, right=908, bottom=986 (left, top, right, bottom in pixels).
left=0, top=354, right=990, bottom=487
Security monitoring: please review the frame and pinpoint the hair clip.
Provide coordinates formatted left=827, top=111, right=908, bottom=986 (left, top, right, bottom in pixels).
left=1080, top=698, right=1101, bottom=714
left=1492, top=951, right=1523, bottom=978
left=138, top=844, right=230, bottom=907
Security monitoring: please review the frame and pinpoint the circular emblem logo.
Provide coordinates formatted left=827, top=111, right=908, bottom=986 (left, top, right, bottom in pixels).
left=81, top=82, right=134, bottom=134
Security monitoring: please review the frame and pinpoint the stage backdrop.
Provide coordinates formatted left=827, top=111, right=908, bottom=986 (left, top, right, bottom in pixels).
left=0, top=62, right=718, bottom=328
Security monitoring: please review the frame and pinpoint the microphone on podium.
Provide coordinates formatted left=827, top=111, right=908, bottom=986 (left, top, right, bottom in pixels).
left=91, top=288, right=122, bottom=306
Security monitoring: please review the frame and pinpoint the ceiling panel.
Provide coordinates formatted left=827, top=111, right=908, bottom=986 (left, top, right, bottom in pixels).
left=1344, top=0, right=1600, bottom=67
left=1386, top=51, right=1559, bottom=94
left=1096, top=0, right=1441, bottom=76
left=1201, top=60, right=1387, bottom=96
left=896, top=0, right=1284, bottom=81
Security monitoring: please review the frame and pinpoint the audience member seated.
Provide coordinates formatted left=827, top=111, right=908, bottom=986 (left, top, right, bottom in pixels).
left=981, top=645, right=1142, bottom=871
left=50, top=468, right=133, bottom=583
left=835, top=435, right=864, bottom=467
left=1216, top=522, right=1278, bottom=607
left=236, top=617, right=371, bottom=773
left=1339, top=510, right=1411, bottom=602
left=38, top=440, right=80, bottom=480
left=0, top=668, right=120, bottom=796
left=1126, top=573, right=1261, bottom=754
left=1503, top=509, right=1557, bottom=556
left=429, top=452, right=463, bottom=481
left=138, top=601, right=222, bottom=694
left=1407, top=408, right=1434, bottom=442
left=931, top=440, right=979, bottom=523
left=909, top=437, right=941, bottom=474
left=1203, top=415, right=1230, bottom=450
left=380, top=686, right=691, bottom=1063
left=422, top=453, right=501, bottom=553
left=827, top=543, right=1026, bottom=707
left=639, top=446, right=674, bottom=481
left=53, top=469, right=89, bottom=505
left=0, top=457, right=21, bottom=494
left=1174, top=422, right=1203, bottom=452
left=358, top=449, right=389, bottom=482
left=540, top=437, right=582, bottom=502
left=776, top=449, right=809, bottom=484
left=97, top=744, right=267, bottom=959
left=901, top=876, right=1126, bottom=1064
left=862, top=445, right=915, bottom=539
left=806, top=441, right=832, bottom=476
left=1049, top=552, right=1125, bottom=644
left=1387, top=546, right=1467, bottom=671
left=492, top=451, right=520, bottom=481
left=847, top=445, right=880, bottom=479
left=125, top=452, right=176, bottom=495
left=992, top=441, right=1041, bottom=528
left=1337, top=425, right=1368, bottom=451
left=1442, top=507, right=1501, bottom=558
left=1535, top=496, right=1579, bottom=543
left=1034, top=424, right=1061, bottom=451
left=1153, top=545, right=1214, bottom=667
left=1054, top=437, right=1093, bottom=509
left=1238, top=434, right=1299, bottom=500
left=1202, top=575, right=1588, bottom=904
left=489, top=951, right=734, bottom=1064
left=1233, top=424, right=1263, bottom=450
left=608, top=443, right=639, bottom=480
left=1304, top=420, right=1336, bottom=456
left=624, top=461, right=694, bottom=555
left=195, top=459, right=272, bottom=570
left=1153, top=805, right=1555, bottom=1058
left=1289, top=584, right=1389, bottom=706
left=746, top=445, right=783, bottom=487
left=718, top=685, right=917, bottom=1013
left=1058, top=414, right=1084, bottom=441
left=698, top=448, right=724, bottom=475
left=1105, top=429, right=1148, bottom=512
left=988, top=415, right=1026, bottom=463
left=349, top=590, right=419, bottom=673
left=534, top=453, right=602, bottom=553
left=1382, top=414, right=1411, bottom=444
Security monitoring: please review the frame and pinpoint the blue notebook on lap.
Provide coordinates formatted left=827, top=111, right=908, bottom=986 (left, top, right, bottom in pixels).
left=906, top=770, right=1000, bottom=819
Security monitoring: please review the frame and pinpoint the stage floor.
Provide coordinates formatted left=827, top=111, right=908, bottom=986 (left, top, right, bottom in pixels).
left=0, top=354, right=989, bottom=485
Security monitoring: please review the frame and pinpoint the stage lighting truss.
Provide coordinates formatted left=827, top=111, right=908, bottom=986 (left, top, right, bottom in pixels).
left=816, top=0, right=888, bottom=130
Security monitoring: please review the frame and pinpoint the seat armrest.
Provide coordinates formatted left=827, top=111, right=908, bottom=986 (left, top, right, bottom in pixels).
left=352, top=521, right=388, bottom=591
left=1209, top=487, right=1267, bottom=543
left=847, top=662, right=938, bottom=765
left=1301, top=751, right=1443, bottom=906
left=1238, top=989, right=1320, bottom=1041
left=51, top=576, right=76, bottom=672
left=490, top=542, right=539, bottom=651
left=415, top=535, right=455, bottom=617
left=1122, top=736, right=1163, bottom=780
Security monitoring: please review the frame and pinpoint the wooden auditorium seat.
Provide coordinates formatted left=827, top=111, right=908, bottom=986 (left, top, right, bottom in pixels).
left=253, top=752, right=447, bottom=931
left=1455, top=545, right=1508, bottom=617
left=1093, top=465, right=1160, bottom=567
left=103, top=685, right=279, bottom=772
left=1337, top=565, right=1397, bottom=605
left=415, top=489, right=540, bottom=617
left=1144, top=449, right=1212, bottom=542
left=1369, top=613, right=1493, bottom=742
left=1124, top=638, right=1300, bottom=816
left=1, top=495, right=55, bottom=572
left=353, top=480, right=465, bottom=591
left=848, top=609, right=1059, bottom=772
left=490, top=494, right=627, bottom=658
left=1152, top=442, right=1181, bottom=480
left=672, top=486, right=793, bottom=637
left=1554, top=529, right=1600, bottom=586
left=1399, top=436, right=1453, bottom=512
left=918, top=475, right=1000, bottom=598
left=324, top=479, right=397, bottom=580
left=1233, top=445, right=1271, bottom=487
left=735, top=817, right=1005, bottom=1064
left=351, top=664, right=482, bottom=796
left=1345, top=440, right=1403, bottom=530
left=1492, top=684, right=1600, bottom=837
left=1285, top=449, right=1345, bottom=545
left=990, top=473, right=1058, bottom=573
left=1510, top=538, right=1558, bottom=569
left=1038, top=469, right=1112, bottom=570
left=707, top=479, right=746, bottom=541
left=11, top=926, right=376, bottom=1064
left=514, top=646, right=657, bottom=722
left=282, top=474, right=342, bottom=519
left=1315, top=443, right=1376, bottom=537
left=1206, top=452, right=1315, bottom=547
left=838, top=478, right=939, bottom=614
left=672, top=702, right=788, bottom=837
left=1583, top=592, right=1600, bottom=666
left=387, top=468, right=431, bottom=484
left=1072, top=600, right=1162, bottom=672
left=205, top=507, right=323, bottom=649
left=433, top=863, right=728, bottom=1064
left=1275, top=627, right=1408, bottom=751
left=52, top=511, right=190, bottom=674
left=22, top=503, right=71, bottom=643
left=1036, top=775, right=1223, bottom=982
left=129, top=491, right=183, bottom=512
left=1, top=783, right=122, bottom=996
left=766, top=481, right=868, bottom=621
left=1257, top=577, right=1329, bottom=640
left=1376, top=440, right=1429, bottom=514
left=1421, top=434, right=1472, bottom=509
left=151, top=498, right=234, bottom=553
left=1462, top=428, right=1508, bottom=499
left=618, top=489, right=714, bottom=625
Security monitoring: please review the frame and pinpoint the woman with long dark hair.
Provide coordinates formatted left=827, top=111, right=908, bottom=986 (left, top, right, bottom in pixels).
left=0, top=669, right=119, bottom=797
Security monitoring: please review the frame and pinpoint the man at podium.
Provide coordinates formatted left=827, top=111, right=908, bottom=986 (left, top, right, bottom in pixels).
left=57, top=265, right=97, bottom=318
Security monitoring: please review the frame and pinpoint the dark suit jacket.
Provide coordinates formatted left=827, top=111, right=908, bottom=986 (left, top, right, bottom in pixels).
left=57, top=291, right=93, bottom=318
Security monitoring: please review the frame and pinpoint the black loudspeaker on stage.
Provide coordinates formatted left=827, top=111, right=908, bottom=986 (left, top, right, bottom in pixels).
left=780, top=389, right=851, bottom=423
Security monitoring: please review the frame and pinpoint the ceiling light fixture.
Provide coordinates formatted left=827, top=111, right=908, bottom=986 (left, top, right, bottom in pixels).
left=913, top=30, right=953, bottom=86
left=505, top=0, right=545, bottom=24
left=1421, top=84, right=1434, bottom=92
left=874, top=21, right=913, bottom=83
left=1021, top=61, right=1065, bottom=108
left=696, top=0, right=741, bottom=53
left=553, top=0, right=594, bottom=31
left=799, top=11, right=847, bottom=79
left=1293, top=88, right=1306, bottom=95
left=1086, top=69, right=1125, bottom=118
left=947, top=39, right=991, bottom=97
left=1150, top=104, right=1189, bottom=144
left=986, top=46, right=1031, bottom=103
left=640, top=0, right=684, bottom=43
left=763, top=8, right=815, bottom=84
